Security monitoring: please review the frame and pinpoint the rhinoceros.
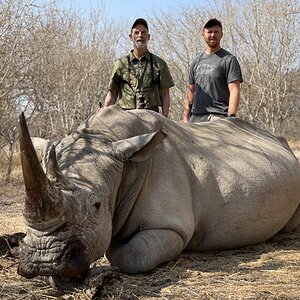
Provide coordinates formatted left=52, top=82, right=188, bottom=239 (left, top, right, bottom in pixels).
left=18, top=106, right=300, bottom=282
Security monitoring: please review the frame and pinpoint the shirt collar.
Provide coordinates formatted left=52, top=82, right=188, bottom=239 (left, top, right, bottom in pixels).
left=129, top=50, right=151, bottom=62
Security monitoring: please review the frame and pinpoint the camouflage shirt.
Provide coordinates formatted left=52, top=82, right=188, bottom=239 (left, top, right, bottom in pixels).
left=108, top=51, right=174, bottom=109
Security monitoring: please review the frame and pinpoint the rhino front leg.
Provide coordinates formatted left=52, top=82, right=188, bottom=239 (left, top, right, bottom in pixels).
left=106, top=229, right=185, bottom=274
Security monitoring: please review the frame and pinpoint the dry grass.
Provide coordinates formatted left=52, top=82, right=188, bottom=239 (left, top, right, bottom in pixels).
left=0, top=143, right=299, bottom=300
left=0, top=227, right=299, bottom=299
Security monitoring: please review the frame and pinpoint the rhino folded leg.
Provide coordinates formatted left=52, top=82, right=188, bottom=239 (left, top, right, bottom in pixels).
left=106, top=229, right=184, bottom=274
left=280, top=203, right=300, bottom=232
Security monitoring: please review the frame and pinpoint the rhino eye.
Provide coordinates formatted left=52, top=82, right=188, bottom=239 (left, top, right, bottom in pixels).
left=88, top=194, right=101, bottom=210
left=94, top=202, right=101, bottom=210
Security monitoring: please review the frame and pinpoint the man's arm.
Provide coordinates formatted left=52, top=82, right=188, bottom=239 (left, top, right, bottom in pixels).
left=182, top=84, right=195, bottom=123
left=228, top=80, right=240, bottom=115
left=103, top=89, right=119, bottom=108
left=161, top=88, right=170, bottom=117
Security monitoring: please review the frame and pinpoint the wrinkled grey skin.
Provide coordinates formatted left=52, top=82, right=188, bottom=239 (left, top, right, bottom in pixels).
left=18, top=106, right=300, bottom=282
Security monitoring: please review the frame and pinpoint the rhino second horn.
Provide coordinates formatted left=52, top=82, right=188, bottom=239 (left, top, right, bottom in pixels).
left=46, top=145, right=73, bottom=188
left=19, top=112, right=62, bottom=224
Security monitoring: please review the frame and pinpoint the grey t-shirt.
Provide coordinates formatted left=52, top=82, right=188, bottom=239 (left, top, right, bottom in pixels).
left=188, top=48, right=243, bottom=115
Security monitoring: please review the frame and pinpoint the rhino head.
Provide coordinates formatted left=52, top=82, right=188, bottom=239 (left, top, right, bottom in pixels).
left=17, top=112, right=165, bottom=282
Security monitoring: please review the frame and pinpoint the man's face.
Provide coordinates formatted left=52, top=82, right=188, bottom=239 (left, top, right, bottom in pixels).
left=130, top=24, right=150, bottom=49
left=202, top=25, right=223, bottom=49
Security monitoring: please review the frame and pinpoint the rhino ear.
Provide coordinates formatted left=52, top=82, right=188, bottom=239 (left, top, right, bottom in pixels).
left=46, top=145, right=74, bottom=189
left=112, top=131, right=166, bottom=162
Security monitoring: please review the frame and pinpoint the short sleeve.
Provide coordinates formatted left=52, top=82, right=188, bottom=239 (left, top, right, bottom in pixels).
left=227, top=56, right=243, bottom=84
left=159, top=60, right=174, bottom=89
left=108, top=60, right=122, bottom=91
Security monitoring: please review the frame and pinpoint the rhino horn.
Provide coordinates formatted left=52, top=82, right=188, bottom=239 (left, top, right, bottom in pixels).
left=46, top=145, right=74, bottom=188
left=19, top=112, right=62, bottom=223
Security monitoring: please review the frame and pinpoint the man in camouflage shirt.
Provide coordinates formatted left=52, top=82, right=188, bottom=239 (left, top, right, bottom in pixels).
left=102, top=18, right=174, bottom=117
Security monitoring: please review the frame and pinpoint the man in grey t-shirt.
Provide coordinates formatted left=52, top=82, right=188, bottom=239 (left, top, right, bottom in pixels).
left=182, top=18, right=243, bottom=123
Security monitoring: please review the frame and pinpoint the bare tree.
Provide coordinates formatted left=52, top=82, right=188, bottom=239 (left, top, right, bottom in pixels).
left=0, top=0, right=121, bottom=181
left=26, top=6, right=121, bottom=139
left=214, top=0, right=300, bottom=133
left=0, top=0, right=57, bottom=181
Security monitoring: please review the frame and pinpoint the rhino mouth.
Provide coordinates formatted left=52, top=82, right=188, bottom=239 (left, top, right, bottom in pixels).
left=17, top=240, right=90, bottom=279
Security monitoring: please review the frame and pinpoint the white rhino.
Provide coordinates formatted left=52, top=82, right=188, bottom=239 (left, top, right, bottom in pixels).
left=18, top=106, right=300, bottom=282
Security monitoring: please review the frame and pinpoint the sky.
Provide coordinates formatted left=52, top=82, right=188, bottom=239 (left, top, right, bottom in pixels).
left=61, top=0, right=197, bottom=20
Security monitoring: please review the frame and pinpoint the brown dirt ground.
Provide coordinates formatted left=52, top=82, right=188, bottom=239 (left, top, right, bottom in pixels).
left=0, top=146, right=299, bottom=300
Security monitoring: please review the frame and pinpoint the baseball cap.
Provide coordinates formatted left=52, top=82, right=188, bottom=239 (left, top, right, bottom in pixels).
left=204, top=18, right=222, bottom=29
left=131, top=18, right=149, bottom=31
